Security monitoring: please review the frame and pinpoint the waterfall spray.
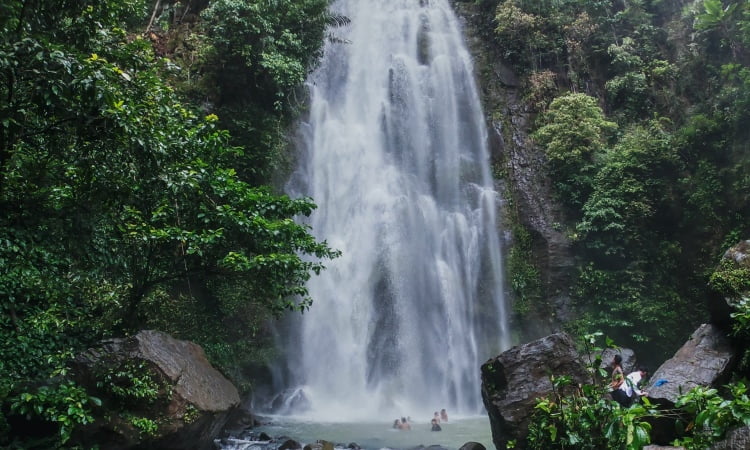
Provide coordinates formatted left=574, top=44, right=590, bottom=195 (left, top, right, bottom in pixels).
left=278, top=0, right=510, bottom=421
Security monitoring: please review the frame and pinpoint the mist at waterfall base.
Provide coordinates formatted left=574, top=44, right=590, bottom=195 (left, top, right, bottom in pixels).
left=250, top=0, right=511, bottom=446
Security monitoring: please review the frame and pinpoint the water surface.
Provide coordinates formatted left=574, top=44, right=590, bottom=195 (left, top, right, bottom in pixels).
left=250, top=415, right=493, bottom=450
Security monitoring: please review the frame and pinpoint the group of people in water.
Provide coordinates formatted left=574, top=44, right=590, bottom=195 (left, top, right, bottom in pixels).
left=609, top=354, right=649, bottom=407
left=392, top=409, right=448, bottom=432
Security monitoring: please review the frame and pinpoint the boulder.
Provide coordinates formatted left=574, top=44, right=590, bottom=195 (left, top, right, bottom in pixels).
left=481, top=332, right=589, bottom=449
left=646, top=324, right=735, bottom=444
left=710, top=425, right=750, bottom=449
left=458, top=442, right=486, bottom=450
left=279, top=439, right=303, bottom=450
left=73, top=330, right=240, bottom=449
left=594, top=347, right=637, bottom=377
left=707, top=239, right=750, bottom=330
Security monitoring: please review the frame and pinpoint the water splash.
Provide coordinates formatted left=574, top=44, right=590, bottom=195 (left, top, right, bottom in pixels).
left=278, top=0, right=510, bottom=421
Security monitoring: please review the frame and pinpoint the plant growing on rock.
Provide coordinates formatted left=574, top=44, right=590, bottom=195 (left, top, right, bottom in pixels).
left=526, top=333, right=656, bottom=449
left=674, top=381, right=750, bottom=449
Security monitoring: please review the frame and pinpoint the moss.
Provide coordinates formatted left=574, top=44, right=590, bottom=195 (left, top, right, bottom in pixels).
left=709, top=258, right=750, bottom=299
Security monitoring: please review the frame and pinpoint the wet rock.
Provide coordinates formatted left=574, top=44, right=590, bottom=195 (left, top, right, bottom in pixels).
left=594, top=347, right=637, bottom=376
left=279, top=439, right=302, bottom=450
left=73, top=330, right=240, bottom=449
left=269, top=388, right=312, bottom=413
left=459, top=442, right=486, bottom=450
left=481, top=332, right=589, bottom=448
left=710, top=425, right=750, bottom=449
left=646, top=324, right=736, bottom=444
left=647, top=324, right=735, bottom=405
left=302, top=443, right=322, bottom=450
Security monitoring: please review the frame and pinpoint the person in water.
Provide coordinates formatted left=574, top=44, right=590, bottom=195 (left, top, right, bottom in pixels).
left=440, top=408, right=448, bottom=422
left=433, top=411, right=441, bottom=424
left=398, top=417, right=411, bottom=430
left=431, top=418, right=442, bottom=431
left=393, top=418, right=401, bottom=429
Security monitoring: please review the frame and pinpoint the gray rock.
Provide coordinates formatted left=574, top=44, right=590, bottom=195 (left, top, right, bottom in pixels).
left=481, top=332, right=589, bottom=448
left=458, top=442, right=486, bottom=450
left=647, top=324, right=735, bottom=405
left=74, top=330, right=240, bottom=449
left=710, top=425, right=750, bottom=449
left=646, top=324, right=736, bottom=445
left=595, top=347, right=637, bottom=375
left=302, top=443, right=323, bottom=450
left=279, top=439, right=302, bottom=450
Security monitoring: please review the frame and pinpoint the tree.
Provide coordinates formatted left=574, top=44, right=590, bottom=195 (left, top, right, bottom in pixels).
left=0, top=0, right=338, bottom=444
left=532, top=93, right=617, bottom=210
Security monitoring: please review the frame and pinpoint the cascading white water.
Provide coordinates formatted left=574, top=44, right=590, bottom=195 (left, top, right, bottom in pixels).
left=280, top=0, right=510, bottom=422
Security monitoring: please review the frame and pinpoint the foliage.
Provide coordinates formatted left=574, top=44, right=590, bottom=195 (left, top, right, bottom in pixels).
left=532, top=93, right=617, bottom=210
left=0, top=0, right=338, bottom=445
left=526, top=334, right=655, bottom=449
left=507, top=223, right=543, bottom=316
left=9, top=381, right=98, bottom=445
left=200, top=0, right=330, bottom=111
left=674, top=381, right=750, bottom=449
left=126, top=414, right=159, bottom=437
left=96, top=361, right=160, bottom=405
left=709, top=258, right=750, bottom=299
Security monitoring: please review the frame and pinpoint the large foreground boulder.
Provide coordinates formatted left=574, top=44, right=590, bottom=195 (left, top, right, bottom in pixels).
left=73, top=330, right=240, bottom=449
left=646, top=324, right=735, bottom=444
left=480, top=332, right=589, bottom=449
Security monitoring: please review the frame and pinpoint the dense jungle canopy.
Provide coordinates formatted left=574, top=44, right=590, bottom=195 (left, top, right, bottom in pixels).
left=1, top=0, right=749, bottom=447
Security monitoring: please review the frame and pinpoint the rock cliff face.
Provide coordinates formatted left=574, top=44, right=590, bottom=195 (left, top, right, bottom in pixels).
left=451, top=0, right=574, bottom=340
left=73, top=330, right=240, bottom=449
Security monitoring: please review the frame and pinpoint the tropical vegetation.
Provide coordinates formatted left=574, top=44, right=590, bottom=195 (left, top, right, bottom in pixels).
left=0, top=0, right=337, bottom=446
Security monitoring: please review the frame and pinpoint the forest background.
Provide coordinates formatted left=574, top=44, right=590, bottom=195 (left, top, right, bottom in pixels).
left=1, top=0, right=749, bottom=447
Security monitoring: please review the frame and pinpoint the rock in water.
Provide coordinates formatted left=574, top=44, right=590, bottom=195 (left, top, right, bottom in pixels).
left=480, top=332, right=589, bottom=448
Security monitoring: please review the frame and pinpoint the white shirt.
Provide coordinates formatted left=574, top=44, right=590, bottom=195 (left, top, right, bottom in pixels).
left=620, top=371, right=645, bottom=398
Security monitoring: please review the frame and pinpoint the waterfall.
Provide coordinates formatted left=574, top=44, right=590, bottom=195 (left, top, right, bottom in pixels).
left=278, top=0, right=510, bottom=421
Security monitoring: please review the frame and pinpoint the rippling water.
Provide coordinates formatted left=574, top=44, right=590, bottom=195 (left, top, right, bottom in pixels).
left=223, top=415, right=493, bottom=450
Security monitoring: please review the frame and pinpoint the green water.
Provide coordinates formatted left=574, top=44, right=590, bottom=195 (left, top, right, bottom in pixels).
left=252, top=415, right=494, bottom=450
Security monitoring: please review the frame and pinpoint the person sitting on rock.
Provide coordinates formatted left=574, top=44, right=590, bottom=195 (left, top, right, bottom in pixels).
left=613, top=366, right=649, bottom=407
left=431, top=418, right=442, bottom=431
left=609, top=354, right=624, bottom=391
